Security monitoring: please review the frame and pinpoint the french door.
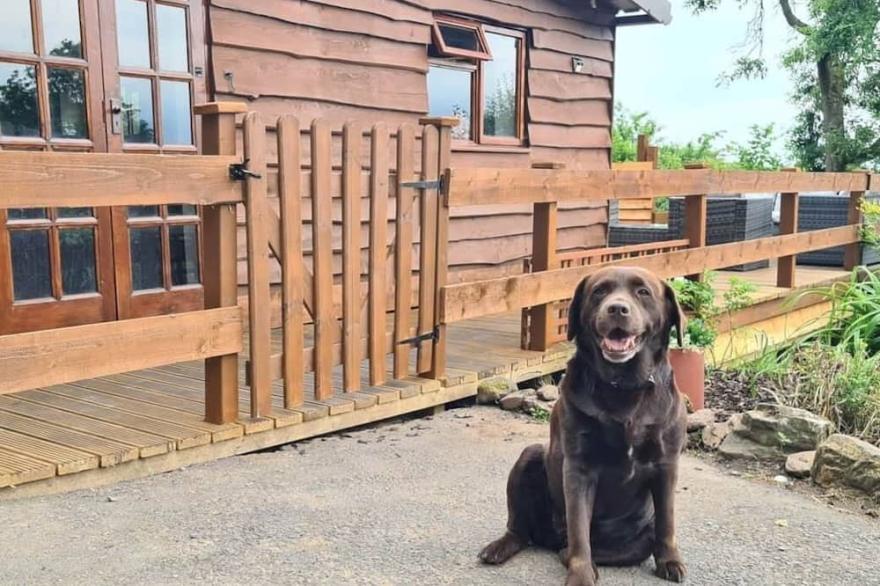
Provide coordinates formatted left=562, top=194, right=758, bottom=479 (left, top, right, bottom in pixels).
left=0, top=0, right=207, bottom=334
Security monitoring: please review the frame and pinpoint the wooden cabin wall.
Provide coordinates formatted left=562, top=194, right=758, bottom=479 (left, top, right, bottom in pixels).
left=207, top=0, right=615, bottom=285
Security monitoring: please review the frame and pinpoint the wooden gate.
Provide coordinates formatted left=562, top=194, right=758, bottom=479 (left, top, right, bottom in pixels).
left=237, top=113, right=455, bottom=417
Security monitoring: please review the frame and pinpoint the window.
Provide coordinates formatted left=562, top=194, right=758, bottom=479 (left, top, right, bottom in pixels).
left=0, top=0, right=90, bottom=146
left=114, top=0, right=195, bottom=149
left=427, top=18, right=525, bottom=146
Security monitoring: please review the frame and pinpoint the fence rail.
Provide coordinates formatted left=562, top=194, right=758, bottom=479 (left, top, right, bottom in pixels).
left=441, top=165, right=876, bottom=355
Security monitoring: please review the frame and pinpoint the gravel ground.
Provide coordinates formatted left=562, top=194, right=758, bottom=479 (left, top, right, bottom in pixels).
left=1, top=407, right=879, bottom=585
left=705, top=369, right=775, bottom=420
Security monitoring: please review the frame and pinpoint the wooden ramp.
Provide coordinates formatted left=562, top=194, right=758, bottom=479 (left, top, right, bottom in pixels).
left=0, top=314, right=569, bottom=497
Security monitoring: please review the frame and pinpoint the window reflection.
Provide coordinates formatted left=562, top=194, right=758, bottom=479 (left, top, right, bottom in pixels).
left=0, top=63, right=40, bottom=137
left=482, top=33, right=518, bottom=138
left=42, top=0, right=83, bottom=58
left=427, top=65, right=473, bottom=141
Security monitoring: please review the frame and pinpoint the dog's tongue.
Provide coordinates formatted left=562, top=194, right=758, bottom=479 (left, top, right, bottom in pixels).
left=603, top=335, right=636, bottom=353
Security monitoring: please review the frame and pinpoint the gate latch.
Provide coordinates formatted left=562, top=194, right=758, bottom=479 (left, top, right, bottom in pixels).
left=229, top=159, right=262, bottom=181
left=397, top=326, right=440, bottom=348
left=400, top=176, right=445, bottom=192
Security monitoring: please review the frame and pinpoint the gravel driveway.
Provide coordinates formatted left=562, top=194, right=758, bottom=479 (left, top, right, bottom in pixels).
left=1, top=407, right=878, bottom=585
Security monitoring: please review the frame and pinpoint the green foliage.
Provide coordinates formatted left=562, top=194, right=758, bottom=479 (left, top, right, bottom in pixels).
left=612, top=108, right=787, bottom=170
left=669, top=272, right=720, bottom=349
left=800, top=268, right=880, bottom=356
left=723, top=277, right=759, bottom=312
left=530, top=405, right=552, bottom=423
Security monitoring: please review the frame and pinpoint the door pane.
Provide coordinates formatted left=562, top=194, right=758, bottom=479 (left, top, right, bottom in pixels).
left=128, top=205, right=159, bottom=218
left=482, top=33, right=518, bottom=138
left=0, top=0, right=34, bottom=54
left=57, top=207, right=93, bottom=218
left=48, top=67, right=88, bottom=138
left=115, top=0, right=150, bottom=68
left=427, top=65, right=472, bottom=141
left=42, top=0, right=83, bottom=58
left=130, top=226, right=163, bottom=290
left=120, top=76, right=155, bottom=143
left=169, top=224, right=199, bottom=286
left=60, top=228, right=97, bottom=295
left=0, top=63, right=40, bottom=137
left=159, top=80, right=192, bottom=145
left=10, top=230, right=52, bottom=301
left=156, top=4, right=188, bottom=72
left=8, top=208, right=48, bottom=220
left=167, top=204, right=197, bottom=216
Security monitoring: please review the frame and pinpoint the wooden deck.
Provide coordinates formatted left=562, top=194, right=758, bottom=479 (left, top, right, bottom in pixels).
left=0, top=313, right=570, bottom=497
left=0, top=264, right=851, bottom=497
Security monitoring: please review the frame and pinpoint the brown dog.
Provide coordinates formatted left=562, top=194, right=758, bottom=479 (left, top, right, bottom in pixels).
left=479, top=266, right=688, bottom=585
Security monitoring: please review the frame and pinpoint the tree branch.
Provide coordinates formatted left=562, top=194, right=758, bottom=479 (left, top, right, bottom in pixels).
left=777, top=0, right=810, bottom=33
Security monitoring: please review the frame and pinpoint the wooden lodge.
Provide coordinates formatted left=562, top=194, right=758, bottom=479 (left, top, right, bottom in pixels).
left=1, top=0, right=877, bottom=495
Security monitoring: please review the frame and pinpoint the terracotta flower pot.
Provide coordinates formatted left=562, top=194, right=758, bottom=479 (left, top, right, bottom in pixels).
left=668, top=348, right=705, bottom=411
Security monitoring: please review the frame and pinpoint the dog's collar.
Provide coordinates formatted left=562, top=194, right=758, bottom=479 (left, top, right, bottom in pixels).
left=608, top=370, right=657, bottom=390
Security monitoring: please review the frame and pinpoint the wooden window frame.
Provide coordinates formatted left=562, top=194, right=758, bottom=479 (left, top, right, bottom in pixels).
left=109, top=0, right=197, bottom=154
left=0, top=0, right=104, bottom=151
left=431, top=16, right=492, bottom=61
left=428, top=18, right=526, bottom=148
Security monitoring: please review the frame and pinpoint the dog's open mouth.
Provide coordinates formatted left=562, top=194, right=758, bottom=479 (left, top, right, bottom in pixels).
left=599, top=329, right=643, bottom=363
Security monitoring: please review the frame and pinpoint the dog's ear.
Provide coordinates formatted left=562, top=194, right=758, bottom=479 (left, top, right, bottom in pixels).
left=663, top=281, right=686, bottom=347
left=567, top=277, right=589, bottom=342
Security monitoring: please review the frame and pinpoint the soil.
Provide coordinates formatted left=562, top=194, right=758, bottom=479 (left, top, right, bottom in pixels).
left=704, top=368, right=776, bottom=420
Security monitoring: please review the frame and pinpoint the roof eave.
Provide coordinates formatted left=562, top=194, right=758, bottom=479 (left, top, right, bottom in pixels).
left=607, top=0, right=672, bottom=25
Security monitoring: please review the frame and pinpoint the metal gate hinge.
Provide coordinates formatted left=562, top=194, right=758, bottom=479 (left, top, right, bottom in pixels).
left=397, top=326, right=440, bottom=348
left=229, top=159, right=262, bottom=181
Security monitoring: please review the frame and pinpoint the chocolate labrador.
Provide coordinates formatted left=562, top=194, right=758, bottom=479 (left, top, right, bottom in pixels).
left=479, top=266, right=688, bottom=585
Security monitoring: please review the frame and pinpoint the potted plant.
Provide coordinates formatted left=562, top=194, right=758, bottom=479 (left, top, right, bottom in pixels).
left=667, top=273, right=718, bottom=410
left=667, top=274, right=757, bottom=410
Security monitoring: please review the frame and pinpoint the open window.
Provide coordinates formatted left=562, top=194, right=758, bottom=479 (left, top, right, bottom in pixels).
left=427, top=18, right=525, bottom=146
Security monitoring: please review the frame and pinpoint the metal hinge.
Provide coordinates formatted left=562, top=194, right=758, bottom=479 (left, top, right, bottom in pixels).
left=401, top=175, right=445, bottom=192
left=229, top=159, right=262, bottom=181
left=397, top=326, right=440, bottom=348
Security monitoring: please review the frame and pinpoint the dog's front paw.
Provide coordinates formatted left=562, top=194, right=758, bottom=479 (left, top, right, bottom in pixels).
left=565, top=560, right=599, bottom=586
left=654, top=559, right=687, bottom=583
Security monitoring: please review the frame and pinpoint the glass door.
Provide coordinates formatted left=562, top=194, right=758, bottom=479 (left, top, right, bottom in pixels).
left=0, top=0, right=116, bottom=334
left=99, top=0, right=207, bottom=318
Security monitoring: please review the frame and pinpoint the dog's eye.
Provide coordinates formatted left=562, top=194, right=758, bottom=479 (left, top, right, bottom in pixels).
left=592, top=286, right=608, bottom=298
left=637, top=287, right=651, bottom=297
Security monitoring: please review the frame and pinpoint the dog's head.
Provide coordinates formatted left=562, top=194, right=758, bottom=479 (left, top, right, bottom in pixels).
left=567, top=267, right=684, bottom=366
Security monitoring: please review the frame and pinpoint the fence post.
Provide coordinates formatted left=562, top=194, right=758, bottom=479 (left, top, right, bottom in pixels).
left=526, top=162, right=564, bottom=351
left=195, top=102, right=246, bottom=425
left=683, top=163, right=708, bottom=281
left=420, top=116, right=456, bottom=382
left=776, top=168, right=799, bottom=288
left=844, top=188, right=865, bottom=270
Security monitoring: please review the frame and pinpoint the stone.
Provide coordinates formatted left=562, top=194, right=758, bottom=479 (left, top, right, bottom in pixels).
left=537, top=385, right=559, bottom=402
left=523, top=395, right=542, bottom=414
left=785, top=451, right=816, bottom=479
left=718, top=432, right=786, bottom=462
left=812, top=434, right=880, bottom=495
left=499, top=391, right=526, bottom=411
left=702, top=413, right=743, bottom=450
left=740, top=403, right=834, bottom=452
left=476, top=378, right=515, bottom=405
left=687, top=409, right=716, bottom=433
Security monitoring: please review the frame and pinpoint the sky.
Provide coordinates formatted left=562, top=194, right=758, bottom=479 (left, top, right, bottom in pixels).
left=615, top=0, right=801, bottom=158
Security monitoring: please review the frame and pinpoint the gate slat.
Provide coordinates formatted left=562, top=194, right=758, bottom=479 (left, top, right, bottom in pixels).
left=342, top=122, right=363, bottom=392
left=417, top=125, right=439, bottom=375
left=369, top=124, right=389, bottom=386
left=393, top=125, right=416, bottom=379
left=243, top=112, right=272, bottom=417
left=277, top=115, right=305, bottom=408
left=311, top=119, right=334, bottom=400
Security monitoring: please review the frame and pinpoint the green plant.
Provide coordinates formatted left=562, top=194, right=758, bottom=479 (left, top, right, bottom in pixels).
left=723, top=277, right=758, bottom=313
left=669, top=272, right=720, bottom=349
left=530, top=405, right=551, bottom=423
left=653, top=197, right=669, bottom=213
left=860, top=199, right=880, bottom=248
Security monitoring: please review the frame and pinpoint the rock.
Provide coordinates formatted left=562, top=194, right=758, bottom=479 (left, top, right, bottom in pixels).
left=785, top=451, right=816, bottom=479
left=499, top=391, right=526, bottom=411
left=537, top=385, right=559, bottom=402
left=523, top=395, right=541, bottom=414
left=718, top=432, right=786, bottom=462
left=687, top=409, right=716, bottom=432
left=740, top=403, right=834, bottom=452
left=812, top=434, right=880, bottom=495
left=702, top=413, right=743, bottom=450
left=476, top=378, right=515, bottom=405
left=773, top=475, right=790, bottom=486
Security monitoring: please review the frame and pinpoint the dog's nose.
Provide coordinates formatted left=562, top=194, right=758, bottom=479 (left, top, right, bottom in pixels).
left=607, top=302, right=630, bottom=316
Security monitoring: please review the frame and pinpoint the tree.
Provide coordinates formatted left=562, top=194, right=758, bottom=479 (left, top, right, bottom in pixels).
left=688, top=0, right=880, bottom=171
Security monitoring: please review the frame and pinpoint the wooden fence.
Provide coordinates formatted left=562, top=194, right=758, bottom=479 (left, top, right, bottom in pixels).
left=0, top=103, right=452, bottom=425
left=439, top=166, right=880, bottom=355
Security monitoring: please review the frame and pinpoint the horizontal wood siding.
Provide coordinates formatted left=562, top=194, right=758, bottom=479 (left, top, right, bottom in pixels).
left=208, top=0, right=615, bottom=282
